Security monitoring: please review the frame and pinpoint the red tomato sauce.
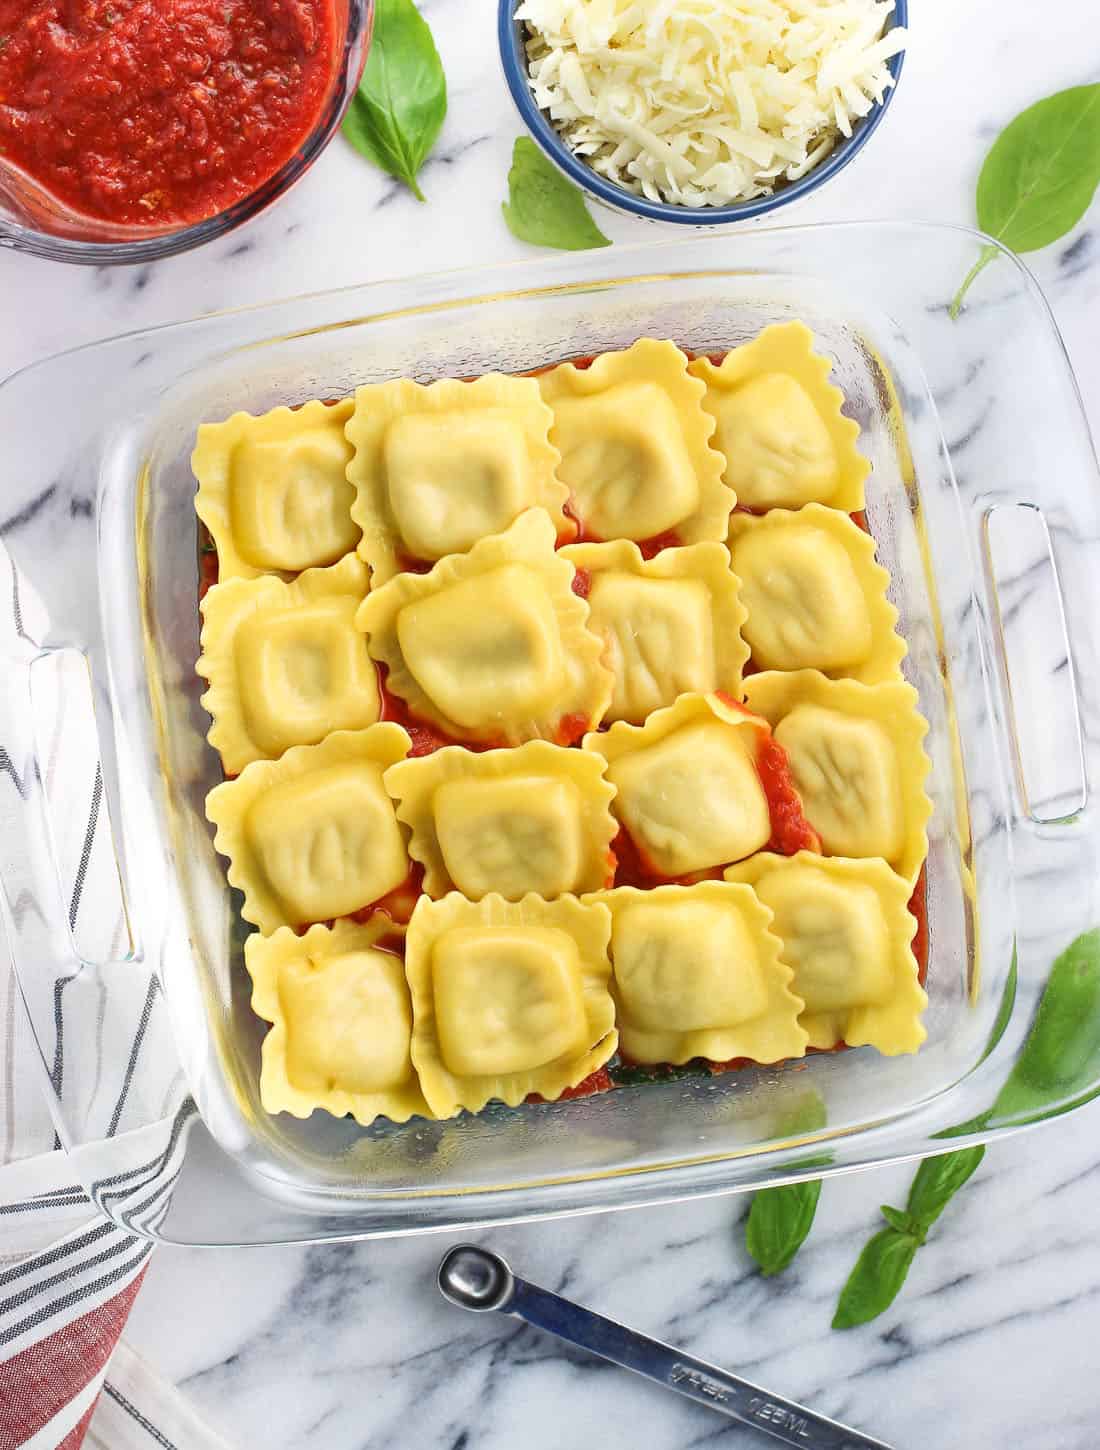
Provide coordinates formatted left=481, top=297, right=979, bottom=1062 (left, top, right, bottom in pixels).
left=754, top=729, right=821, bottom=856
left=374, top=663, right=591, bottom=756
left=909, top=861, right=929, bottom=987
left=561, top=497, right=682, bottom=560
left=0, top=0, right=338, bottom=227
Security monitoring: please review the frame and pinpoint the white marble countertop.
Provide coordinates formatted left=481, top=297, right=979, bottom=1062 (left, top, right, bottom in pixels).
left=4, top=2, right=1100, bottom=1447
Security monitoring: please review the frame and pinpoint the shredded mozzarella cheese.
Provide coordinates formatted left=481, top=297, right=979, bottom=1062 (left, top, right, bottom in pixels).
left=516, top=0, right=906, bottom=207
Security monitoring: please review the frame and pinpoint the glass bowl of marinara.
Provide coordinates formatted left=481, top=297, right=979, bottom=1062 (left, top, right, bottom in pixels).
left=0, top=0, right=373, bottom=266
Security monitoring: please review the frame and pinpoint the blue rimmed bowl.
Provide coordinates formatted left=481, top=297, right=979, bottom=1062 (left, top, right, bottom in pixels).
left=498, top=0, right=907, bottom=226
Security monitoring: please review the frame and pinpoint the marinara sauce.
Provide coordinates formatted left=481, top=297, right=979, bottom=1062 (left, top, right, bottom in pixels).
left=0, top=0, right=338, bottom=226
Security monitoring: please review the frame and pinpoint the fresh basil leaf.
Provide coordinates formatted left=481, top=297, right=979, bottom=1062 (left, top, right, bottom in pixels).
left=879, top=1204, right=925, bottom=1241
left=832, top=1229, right=920, bottom=1330
left=746, top=1179, right=822, bottom=1277
left=744, top=1089, right=830, bottom=1275
left=991, top=928, right=1100, bottom=1124
left=905, top=1146, right=985, bottom=1229
left=502, top=137, right=611, bottom=251
left=342, top=0, right=447, bottom=202
left=951, top=84, right=1100, bottom=316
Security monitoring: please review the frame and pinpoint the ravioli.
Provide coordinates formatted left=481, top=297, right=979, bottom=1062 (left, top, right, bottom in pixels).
left=729, top=504, right=906, bottom=683
left=198, top=553, right=377, bottom=773
left=745, top=670, right=932, bottom=883
left=386, top=740, right=617, bottom=900
left=561, top=540, right=749, bottom=724
left=584, top=693, right=773, bottom=877
left=356, top=508, right=612, bottom=746
left=690, top=322, right=869, bottom=511
left=206, top=724, right=411, bottom=934
left=405, top=892, right=617, bottom=1116
left=590, top=882, right=806, bottom=1065
left=246, top=918, right=428, bottom=1124
left=538, top=339, right=733, bottom=544
left=725, top=852, right=926, bottom=1054
left=346, top=373, right=571, bottom=584
left=193, top=399, right=359, bottom=581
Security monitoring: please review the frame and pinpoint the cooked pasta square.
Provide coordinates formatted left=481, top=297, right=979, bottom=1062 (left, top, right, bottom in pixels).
left=744, top=670, right=932, bottom=884
left=194, top=399, right=359, bottom=581
left=690, top=321, right=870, bottom=511
left=206, top=724, right=411, bottom=934
left=538, top=339, right=733, bottom=546
left=386, top=740, right=616, bottom=901
left=246, top=918, right=426, bottom=1125
left=346, top=374, right=570, bottom=584
left=584, top=693, right=778, bottom=878
left=561, top=539, right=749, bottom=725
left=356, top=508, right=612, bottom=746
left=198, top=553, right=376, bottom=773
left=589, top=882, right=806, bottom=1065
left=729, top=503, right=906, bottom=682
left=725, top=852, right=927, bottom=1055
left=405, top=892, right=617, bottom=1116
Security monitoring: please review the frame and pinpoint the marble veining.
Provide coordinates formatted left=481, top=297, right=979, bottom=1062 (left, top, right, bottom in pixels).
left=4, top=1, right=1100, bottom=1447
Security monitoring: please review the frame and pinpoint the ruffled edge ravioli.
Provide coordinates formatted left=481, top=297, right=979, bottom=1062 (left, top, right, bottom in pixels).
left=193, top=398, right=358, bottom=582
left=385, top=740, right=617, bottom=899
left=356, top=508, right=612, bottom=745
left=346, top=373, right=571, bottom=585
left=726, top=852, right=927, bottom=1055
left=745, top=670, right=932, bottom=885
left=197, top=553, right=375, bottom=774
left=405, top=892, right=617, bottom=1117
left=588, top=882, right=806, bottom=1065
left=561, top=540, right=749, bottom=724
left=583, top=691, right=771, bottom=875
left=690, top=321, right=870, bottom=511
left=206, top=723, right=411, bottom=935
left=246, top=918, right=429, bottom=1125
left=538, top=338, right=734, bottom=543
left=729, top=503, right=906, bottom=684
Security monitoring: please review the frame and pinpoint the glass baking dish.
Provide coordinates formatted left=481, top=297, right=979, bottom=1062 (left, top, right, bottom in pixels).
left=3, top=224, right=1099, bottom=1246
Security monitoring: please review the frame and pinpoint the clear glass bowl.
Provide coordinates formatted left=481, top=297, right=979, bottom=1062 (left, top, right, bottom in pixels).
left=0, top=0, right=373, bottom=267
left=2, top=223, right=1099, bottom=1245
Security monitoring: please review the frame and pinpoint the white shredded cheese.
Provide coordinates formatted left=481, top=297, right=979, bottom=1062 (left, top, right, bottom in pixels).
left=515, top=0, right=907, bottom=207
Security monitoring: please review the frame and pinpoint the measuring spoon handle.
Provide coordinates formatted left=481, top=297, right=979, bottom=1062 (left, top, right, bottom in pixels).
left=507, top=1274, right=894, bottom=1450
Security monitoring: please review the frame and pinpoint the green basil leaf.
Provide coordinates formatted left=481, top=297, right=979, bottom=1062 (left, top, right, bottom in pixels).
left=951, top=84, right=1100, bottom=316
left=832, top=1228, right=920, bottom=1330
left=744, top=1089, right=830, bottom=1275
left=879, top=1204, right=925, bottom=1241
left=342, top=0, right=447, bottom=202
left=746, top=1179, right=822, bottom=1277
left=905, top=1145, right=985, bottom=1229
left=991, top=928, right=1100, bottom=1124
left=502, top=138, right=611, bottom=251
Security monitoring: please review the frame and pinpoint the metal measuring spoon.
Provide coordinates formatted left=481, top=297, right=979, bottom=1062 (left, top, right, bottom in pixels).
left=438, top=1245, right=894, bottom=1450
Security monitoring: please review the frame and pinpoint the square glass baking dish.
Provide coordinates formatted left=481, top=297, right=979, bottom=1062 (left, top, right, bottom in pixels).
left=3, top=223, right=1099, bottom=1246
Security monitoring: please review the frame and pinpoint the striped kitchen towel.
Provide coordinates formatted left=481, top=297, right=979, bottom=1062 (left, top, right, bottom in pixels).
left=0, top=542, right=229, bottom=1450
